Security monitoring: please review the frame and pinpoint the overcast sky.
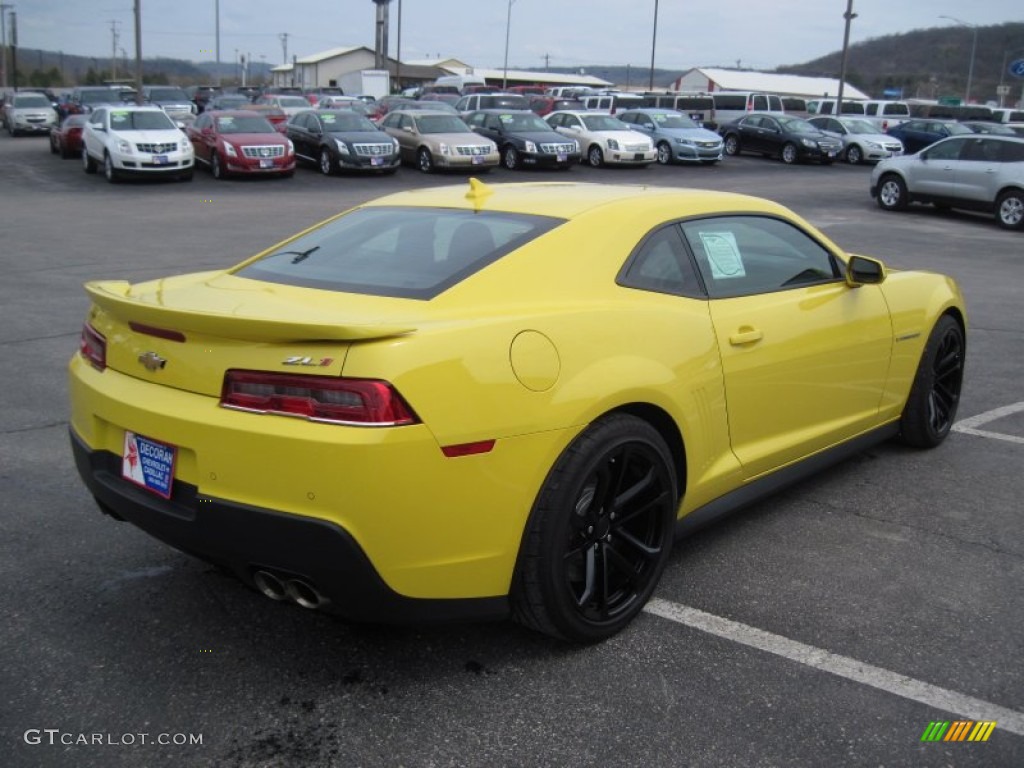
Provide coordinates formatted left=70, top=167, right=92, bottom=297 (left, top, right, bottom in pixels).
left=15, top=0, right=1024, bottom=73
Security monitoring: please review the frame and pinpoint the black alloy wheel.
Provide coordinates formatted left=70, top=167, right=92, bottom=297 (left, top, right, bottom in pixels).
left=513, top=414, right=677, bottom=642
left=900, top=315, right=965, bottom=448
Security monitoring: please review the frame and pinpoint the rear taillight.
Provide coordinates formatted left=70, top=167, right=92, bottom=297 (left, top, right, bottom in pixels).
left=80, top=323, right=106, bottom=371
left=221, top=371, right=419, bottom=426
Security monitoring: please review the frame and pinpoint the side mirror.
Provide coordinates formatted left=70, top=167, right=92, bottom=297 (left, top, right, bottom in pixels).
left=846, top=255, right=886, bottom=286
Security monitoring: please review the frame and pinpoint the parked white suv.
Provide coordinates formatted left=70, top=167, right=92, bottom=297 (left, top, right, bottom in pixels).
left=82, top=106, right=194, bottom=182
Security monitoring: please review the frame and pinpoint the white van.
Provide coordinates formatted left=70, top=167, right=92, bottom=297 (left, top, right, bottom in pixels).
left=434, top=74, right=488, bottom=94
left=806, top=99, right=866, bottom=116
left=862, top=100, right=911, bottom=131
left=709, top=91, right=784, bottom=128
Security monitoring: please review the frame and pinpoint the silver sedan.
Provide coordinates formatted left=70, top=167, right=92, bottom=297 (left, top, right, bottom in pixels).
left=808, top=116, right=903, bottom=165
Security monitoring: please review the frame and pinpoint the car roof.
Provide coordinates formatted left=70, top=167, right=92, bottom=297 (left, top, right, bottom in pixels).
left=388, top=109, right=457, bottom=117
left=361, top=180, right=789, bottom=223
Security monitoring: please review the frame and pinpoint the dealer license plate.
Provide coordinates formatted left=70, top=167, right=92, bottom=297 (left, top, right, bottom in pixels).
left=122, top=431, right=176, bottom=498
left=557, top=153, right=567, bottom=162
left=472, top=155, right=485, bottom=165
left=153, top=155, right=169, bottom=165
left=259, top=159, right=274, bottom=169
left=371, top=157, right=383, bottom=166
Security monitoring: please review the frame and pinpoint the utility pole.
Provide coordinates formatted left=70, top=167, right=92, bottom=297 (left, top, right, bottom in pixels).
left=8, top=9, right=16, bottom=91
left=0, top=3, right=10, bottom=90
left=214, top=0, right=220, bottom=85
left=109, top=19, right=121, bottom=80
left=648, top=0, right=659, bottom=90
left=279, top=32, right=288, bottom=65
left=133, top=0, right=142, bottom=104
left=836, top=0, right=857, bottom=115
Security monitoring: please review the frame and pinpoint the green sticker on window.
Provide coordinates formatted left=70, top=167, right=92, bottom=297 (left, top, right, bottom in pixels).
left=699, top=232, right=746, bottom=279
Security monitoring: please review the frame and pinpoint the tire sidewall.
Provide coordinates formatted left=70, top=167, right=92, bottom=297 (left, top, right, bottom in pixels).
left=517, top=415, right=677, bottom=642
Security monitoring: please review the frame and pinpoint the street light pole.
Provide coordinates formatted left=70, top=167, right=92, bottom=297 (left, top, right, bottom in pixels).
left=939, top=15, right=978, bottom=104
left=502, top=0, right=515, bottom=90
left=648, top=0, right=659, bottom=90
left=836, top=0, right=856, bottom=115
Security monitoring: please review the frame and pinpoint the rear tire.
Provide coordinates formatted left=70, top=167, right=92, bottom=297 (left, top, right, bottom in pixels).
left=512, top=414, right=678, bottom=642
left=900, top=315, right=964, bottom=448
left=83, top=148, right=97, bottom=173
left=723, top=134, right=739, bottom=156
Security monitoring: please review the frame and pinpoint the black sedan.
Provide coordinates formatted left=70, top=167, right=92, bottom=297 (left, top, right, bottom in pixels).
left=885, top=119, right=972, bottom=154
left=464, top=109, right=580, bottom=170
left=719, top=113, right=842, bottom=164
left=286, top=110, right=400, bottom=175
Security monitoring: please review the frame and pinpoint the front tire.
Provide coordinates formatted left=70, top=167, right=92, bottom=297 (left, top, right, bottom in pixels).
left=781, top=142, right=798, bottom=164
left=723, top=134, right=740, bottom=156
left=656, top=141, right=672, bottom=165
left=846, top=144, right=863, bottom=165
left=319, top=147, right=334, bottom=176
left=512, top=414, right=678, bottom=642
left=900, top=315, right=964, bottom=448
left=82, top=148, right=97, bottom=174
left=877, top=173, right=908, bottom=211
left=503, top=146, right=520, bottom=170
left=417, top=147, right=434, bottom=173
left=211, top=152, right=226, bottom=179
left=995, top=189, right=1024, bottom=230
left=103, top=152, right=118, bottom=183
left=587, top=145, right=604, bottom=167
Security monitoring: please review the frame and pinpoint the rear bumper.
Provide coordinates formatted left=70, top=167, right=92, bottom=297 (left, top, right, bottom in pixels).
left=70, top=428, right=510, bottom=624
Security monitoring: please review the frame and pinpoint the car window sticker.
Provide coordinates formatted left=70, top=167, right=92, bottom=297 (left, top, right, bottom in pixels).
left=322, top=114, right=336, bottom=124
left=699, top=232, right=747, bottom=280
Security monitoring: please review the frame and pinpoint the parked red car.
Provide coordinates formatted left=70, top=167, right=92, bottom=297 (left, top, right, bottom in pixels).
left=49, top=115, right=87, bottom=159
left=186, top=110, right=295, bottom=179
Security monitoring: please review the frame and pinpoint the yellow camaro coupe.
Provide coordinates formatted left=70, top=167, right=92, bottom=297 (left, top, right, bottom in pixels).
left=69, top=180, right=966, bottom=642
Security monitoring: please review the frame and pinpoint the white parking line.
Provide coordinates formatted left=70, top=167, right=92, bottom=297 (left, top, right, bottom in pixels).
left=953, top=402, right=1024, bottom=445
left=644, top=598, right=1024, bottom=737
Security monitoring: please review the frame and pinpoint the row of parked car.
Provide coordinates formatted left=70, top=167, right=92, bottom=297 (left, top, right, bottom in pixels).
left=16, top=79, right=1024, bottom=232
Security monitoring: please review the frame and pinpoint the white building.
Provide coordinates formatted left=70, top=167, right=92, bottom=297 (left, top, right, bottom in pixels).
left=672, top=67, right=869, bottom=100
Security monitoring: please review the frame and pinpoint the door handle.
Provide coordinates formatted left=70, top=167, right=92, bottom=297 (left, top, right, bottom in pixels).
left=729, top=327, right=763, bottom=345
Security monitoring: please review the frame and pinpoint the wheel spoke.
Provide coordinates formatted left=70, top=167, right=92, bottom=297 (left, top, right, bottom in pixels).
left=572, top=544, right=596, bottom=607
left=614, top=488, right=670, bottom=528
left=613, top=527, right=662, bottom=560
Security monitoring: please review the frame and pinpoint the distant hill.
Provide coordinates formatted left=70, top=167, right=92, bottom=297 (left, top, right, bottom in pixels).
left=3, top=48, right=272, bottom=89
left=778, top=22, right=1024, bottom=104
left=7, top=21, right=1024, bottom=106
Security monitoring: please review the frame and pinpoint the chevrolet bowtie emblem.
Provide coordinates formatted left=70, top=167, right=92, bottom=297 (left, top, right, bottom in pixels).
left=138, top=351, right=167, bottom=371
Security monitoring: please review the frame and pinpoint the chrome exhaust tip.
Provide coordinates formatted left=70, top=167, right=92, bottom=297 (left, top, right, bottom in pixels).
left=253, top=570, right=287, bottom=601
left=285, top=578, right=328, bottom=610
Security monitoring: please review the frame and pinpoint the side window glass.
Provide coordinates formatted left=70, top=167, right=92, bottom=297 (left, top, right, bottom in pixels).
left=619, top=226, right=701, bottom=297
left=924, top=139, right=961, bottom=161
left=999, top=140, right=1024, bottom=162
left=680, top=217, right=841, bottom=299
left=959, top=138, right=1000, bottom=162
left=752, top=95, right=767, bottom=111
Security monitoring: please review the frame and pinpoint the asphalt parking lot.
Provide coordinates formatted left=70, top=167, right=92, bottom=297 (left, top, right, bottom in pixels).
left=1, top=133, right=1022, bottom=768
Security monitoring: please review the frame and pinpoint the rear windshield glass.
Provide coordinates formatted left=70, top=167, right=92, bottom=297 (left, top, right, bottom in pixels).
left=234, top=207, right=564, bottom=300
